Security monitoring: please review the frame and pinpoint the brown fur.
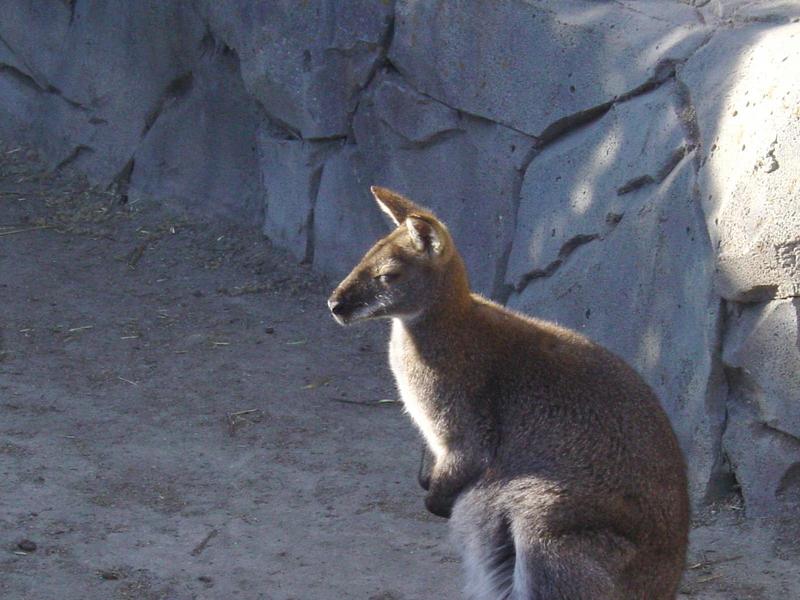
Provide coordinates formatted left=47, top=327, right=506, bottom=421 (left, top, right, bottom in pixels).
left=328, top=187, right=689, bottom=600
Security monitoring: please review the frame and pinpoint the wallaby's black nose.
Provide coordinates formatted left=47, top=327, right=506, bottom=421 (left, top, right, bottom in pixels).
left=328, top=298, right=345, bottom=316
left=328, top=292, right=354, bottom=325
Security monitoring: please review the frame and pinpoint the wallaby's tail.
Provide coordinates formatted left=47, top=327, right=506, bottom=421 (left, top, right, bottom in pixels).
left=457, top=515, right=624, bottom=600
left=453, top=486, right=631, bottom=600
left=463, top=517, right=515, bottom=600
left=509, top=538, right=623, bottom=600
left=452, top=492, right=515, bottom=600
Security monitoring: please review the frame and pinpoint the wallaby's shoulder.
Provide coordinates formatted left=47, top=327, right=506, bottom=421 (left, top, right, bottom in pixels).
left=466, top=293, right=648, bottom=398
left=468, top=293, right=599, bottom=356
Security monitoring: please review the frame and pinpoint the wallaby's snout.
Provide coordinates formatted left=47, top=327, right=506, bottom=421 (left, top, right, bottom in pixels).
left=327, top=284, right=361, bottom=326
left=328, top=266, right=388, bottom=325
left=327, top=295, right=346, bottom=321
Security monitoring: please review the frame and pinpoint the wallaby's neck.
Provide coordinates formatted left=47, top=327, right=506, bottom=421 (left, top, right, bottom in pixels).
left=395, top=253, right=474, bottom=360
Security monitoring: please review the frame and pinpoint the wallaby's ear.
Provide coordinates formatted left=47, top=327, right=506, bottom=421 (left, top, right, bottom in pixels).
left=407, top=215, right=445, bottom=255
left=371, top=186, right=424, bottom=226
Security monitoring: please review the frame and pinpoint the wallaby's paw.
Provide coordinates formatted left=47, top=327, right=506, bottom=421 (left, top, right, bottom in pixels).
left=417, top=446, right=433, bottom=490
left=418, top=472, right=431, bottom=491
left=424, top=492, right=453, bottom=519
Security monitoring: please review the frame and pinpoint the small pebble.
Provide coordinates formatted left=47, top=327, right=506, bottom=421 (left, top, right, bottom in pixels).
left=17, top=539, right=36, bottom=552
left=99, top=570, right=121, bottom=580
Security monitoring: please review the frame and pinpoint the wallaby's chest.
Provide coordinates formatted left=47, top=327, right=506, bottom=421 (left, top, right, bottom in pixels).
left=389, top=321, right=450, bottom=458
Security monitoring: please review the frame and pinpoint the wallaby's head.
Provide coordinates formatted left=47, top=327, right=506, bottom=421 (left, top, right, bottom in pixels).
left=327, top=186, right=467, bottom=325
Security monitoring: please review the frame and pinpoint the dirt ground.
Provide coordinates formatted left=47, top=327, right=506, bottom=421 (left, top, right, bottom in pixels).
left=0, top=142, right=798, bottom=599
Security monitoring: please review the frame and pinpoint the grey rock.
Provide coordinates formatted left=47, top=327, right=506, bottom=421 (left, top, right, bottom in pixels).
left=679, top=23, right=800, bottom=302
left=708, top=0, right=800, bottom=22
left=2, top=1, right=206, bottom=184
left=313, top=146, right=388, bottom=281
left=259, top=134, right=339, bottom=262
left=351, top=73, right=535, bottom=296
left=0, top=0, right=72, bottom=89
left=723, top=299, right=800, bottom=439
left=16, top=539, right=36, bottom=553
left=506, top=82, right=689, bottom=289
left=198, top=0, right=393, bottom=139
left=0, top=33, right=31, bottom=80
left=723, top=396, right=800, bottom=517
left=0, top=8, right=85, bottom=164
left=0, top=54, right=46, bottom=143
left=507, top=156, right=722, bottom=499
left=364, top=79, right=461, bottom=145
left=128, top=49, right=263, bottom=225
left=390, top=0, right=710, bottom=138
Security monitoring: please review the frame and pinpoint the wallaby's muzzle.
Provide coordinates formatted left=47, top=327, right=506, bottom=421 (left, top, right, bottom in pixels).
left=327, top=287, right=362, bottom=326
left=327, top=295, right=349, bottom=324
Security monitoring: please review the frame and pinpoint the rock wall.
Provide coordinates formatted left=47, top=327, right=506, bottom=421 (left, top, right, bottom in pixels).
left=2, top=0, right=799, bottom=517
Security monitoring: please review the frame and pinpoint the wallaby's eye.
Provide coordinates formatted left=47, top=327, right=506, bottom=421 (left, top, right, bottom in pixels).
left=376, top=272, right=400, bottom=285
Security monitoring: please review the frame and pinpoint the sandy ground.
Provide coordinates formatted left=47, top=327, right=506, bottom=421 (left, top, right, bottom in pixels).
left=0, top=143, right=798, bottom=599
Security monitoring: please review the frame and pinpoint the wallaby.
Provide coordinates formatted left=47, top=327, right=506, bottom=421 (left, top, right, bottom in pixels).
left=328, top=187, right=689, bottom=600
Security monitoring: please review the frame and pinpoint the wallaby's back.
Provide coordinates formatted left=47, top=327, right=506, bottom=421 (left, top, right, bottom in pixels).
left=449, top=295, right=689, bottom=599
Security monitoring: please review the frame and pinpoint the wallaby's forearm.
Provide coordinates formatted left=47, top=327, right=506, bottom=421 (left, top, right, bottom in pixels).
left=424, top=442, right=492, bottom=518
left=417, top=445, right=433, bottom=491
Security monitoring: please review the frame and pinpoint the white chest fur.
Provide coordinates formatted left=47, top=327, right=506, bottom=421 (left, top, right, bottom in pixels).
left=390, top=320, right=446, bottom=459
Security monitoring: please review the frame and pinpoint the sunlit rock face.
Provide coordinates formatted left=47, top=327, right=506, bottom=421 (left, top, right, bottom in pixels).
left=1, top=0, right=799, bottom=517
left=389, top=0, right=711, bottom=138
left=682, top=23, right=800, bottom=304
